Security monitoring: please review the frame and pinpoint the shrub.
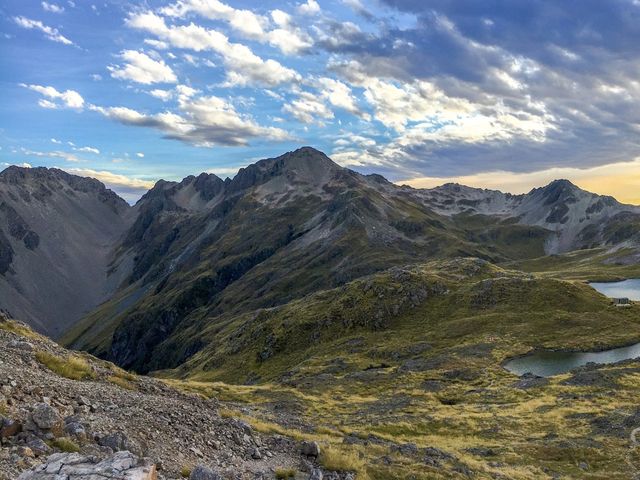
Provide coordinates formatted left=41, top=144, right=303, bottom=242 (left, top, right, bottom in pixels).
left=180, top=466, right=191, bottom=478
left=320, top=445, right=367, bottom=476
left=35, top=351, right=96, bottom=380
left=275, top=468, right=297, bottom=479
left=50, top=437, right=80, bottom=453
left=107, top=375, right=136, bottom=390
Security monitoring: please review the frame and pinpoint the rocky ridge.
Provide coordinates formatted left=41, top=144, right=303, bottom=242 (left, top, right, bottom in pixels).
left=0, top=315, right=338, bottom=479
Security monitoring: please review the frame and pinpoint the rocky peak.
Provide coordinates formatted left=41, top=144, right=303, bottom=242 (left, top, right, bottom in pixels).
left=0, top=166, right=129, bottom=213
left=193, top=172, right=224, bottom=201
left=228, top=146, right=343, bottom=193
left=533, top=179, right=582, bottom=205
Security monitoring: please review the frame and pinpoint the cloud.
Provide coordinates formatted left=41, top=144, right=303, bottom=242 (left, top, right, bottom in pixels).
left=21, top=148, right=81, bottom=163
left=42, top=2, right=64, bottom=13
left=266, top=10, right=314, bottom=55
left=160, top=0, right=267, bottom=39
left=149, top=89, right=173, bottom=101
left=316, top=77, right=368, bottom=119
left=126, top=12, right=301, bottom=86
left=283, top=91, right=334, bottom=124
left=108, top=50, right=177, bottom=85
left=2, top=162, right=32, bottom=169
left=65, top=168, right=155, bottom=203
left=50, top=138, right=62, bottom=144
left=20, top=84, right=84, bottom=109
left=159, top=1, right=313, bottom=55
left=74, top=146, right=100, bottom=154
left=205, top=166, right=244, bottom=177
left=136, top=152, right=144, bottom=158
left=297, top=0, right=321, bottom=15
left=90, top=94, right=291, bottom=147
left=14, top=16, right=73, bottom=45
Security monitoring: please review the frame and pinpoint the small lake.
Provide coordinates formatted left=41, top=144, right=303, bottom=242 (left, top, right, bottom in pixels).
left=504, top=343, right=640, bottom=377
left=504, top=279, right=640, bottom=377
left=590, top=279, right=640, bottom=301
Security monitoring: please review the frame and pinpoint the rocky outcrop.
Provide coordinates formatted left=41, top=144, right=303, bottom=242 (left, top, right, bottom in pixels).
left=17, top=451, right=157, bottom=479
left=0, top=317, right=327, bottom=479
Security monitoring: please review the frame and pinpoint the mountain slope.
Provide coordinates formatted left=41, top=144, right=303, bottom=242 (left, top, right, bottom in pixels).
left=416, top=179, right=640, bottom=253
left=64, top=148, right=640, bottom=375
left=67, top=148, right=509, bottom=371
left=0, top=167, right=132, bottom=337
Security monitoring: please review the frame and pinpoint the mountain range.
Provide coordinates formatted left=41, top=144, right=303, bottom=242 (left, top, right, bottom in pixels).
left=1, top=147, right=639, bottom=373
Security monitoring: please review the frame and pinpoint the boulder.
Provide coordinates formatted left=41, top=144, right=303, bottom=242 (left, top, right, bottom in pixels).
left=16, top=451, right=157, bottom=479
left=301, top=441, right=321, bottom=458
left=31, top=403, right=61, bottom=430
left=98, top=431, right=141, bottom=455
left=189, top=465, right=222, bottom=480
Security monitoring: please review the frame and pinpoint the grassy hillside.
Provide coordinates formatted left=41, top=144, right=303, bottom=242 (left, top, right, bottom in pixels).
left=146, top=257, right=640, bottom=479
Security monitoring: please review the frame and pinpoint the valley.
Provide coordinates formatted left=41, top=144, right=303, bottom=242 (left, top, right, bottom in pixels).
left=2, top=148, right=640, bottom=479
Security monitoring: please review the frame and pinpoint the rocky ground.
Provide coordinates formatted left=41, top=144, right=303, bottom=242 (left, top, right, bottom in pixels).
left=0, top=317, right=335, bottom=479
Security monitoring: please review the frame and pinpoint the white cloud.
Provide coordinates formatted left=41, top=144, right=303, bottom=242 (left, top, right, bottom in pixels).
left=66, top=168, right=154, bottom=189
left=127, top=12, right=300, bottom=86
left=2, top=162, right=32, bottom=169
left=21, top=84, right=84, bottom=109
left=160, top=1, right=313, bottom=55
left=90, top=94, right=291, bottom=147
left=108, top=50, right=177, bottom=85
left=149, top=89, right=173, bottom=101
left=14, top=16, right=73, bottom=45
left=160, top=0, right=268, bottom=39
left=91, top=74, right=102, bottom=81
left=65, top=168, right=155, bottom=202
left=42, top=2, right=64, bottom=13
left=265, top=9, right=314, bottom=55
left=316, top=77, right=368, bottom=119
left=283, top=91, right=334, bottom=124
left=136, top=152, right=144, bottom=158
left=74, top=146, right=100, bottom=154
left=51, top=138, right=62, bottom=144
left=206, top=166, right=244, bottom=177
left=297, top=0, right=321, bottom=15
left=21, top=148, right=81, bottom=162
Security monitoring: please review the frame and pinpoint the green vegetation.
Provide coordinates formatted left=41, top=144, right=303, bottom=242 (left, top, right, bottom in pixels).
left=319, top=446, right=367, bottom=477
left=274, top=467, right=296, bottom=479
left=180, top=466, right=191, bottom=478
left=35, top=351, right=96, bottom=380
left=49, top=437, right=80, bottom=453
left=0, top=319, right=40, bottom=339
left=162, top=255, right=640, bottom=479
left=106, top=375, right=136, bottom=390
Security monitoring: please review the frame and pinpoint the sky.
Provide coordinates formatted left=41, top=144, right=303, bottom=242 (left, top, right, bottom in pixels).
left=2, top=0, right=640, bottom=203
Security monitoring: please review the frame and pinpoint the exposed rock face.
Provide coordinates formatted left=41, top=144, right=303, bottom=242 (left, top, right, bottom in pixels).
left=16, top=451, right=157, bottom=480
left=0, top=167, right=133, bottom=337
left=415, top=178, right=640, bottom=254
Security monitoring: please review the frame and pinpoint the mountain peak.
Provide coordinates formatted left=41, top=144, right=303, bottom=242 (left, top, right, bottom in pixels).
left=228, top=146, right=343, bottom=193
left=544, top=179, right=578, bottom=190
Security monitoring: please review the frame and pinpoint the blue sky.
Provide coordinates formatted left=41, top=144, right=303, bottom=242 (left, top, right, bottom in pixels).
left=2, top=0, right=640, bottom=203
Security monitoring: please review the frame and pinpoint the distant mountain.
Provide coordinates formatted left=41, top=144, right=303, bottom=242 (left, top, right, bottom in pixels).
left=0, top=166, right=132, bottom=337
left=1, top=147, right=639, bottom=369
left=57, top=147, right=639, bottom=374
left=414, top=178, right=640, bottom=253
